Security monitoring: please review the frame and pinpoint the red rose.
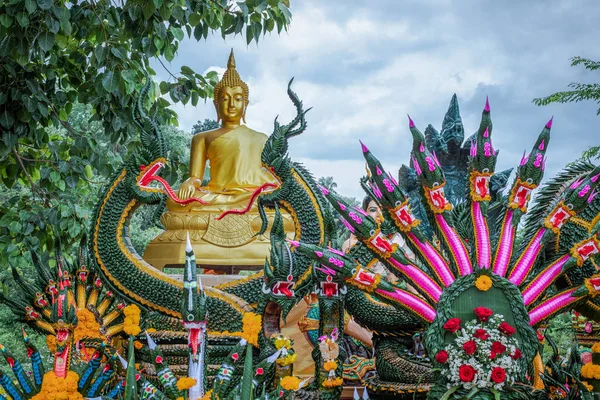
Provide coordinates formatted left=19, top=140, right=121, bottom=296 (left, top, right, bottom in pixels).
left=498, top=322, right=516, bottom=336
left=459, top=364, right=476, bottom=382
left=473, top=329, right=490, bottom=340
left=463, top=340, right=477, bottom=355
left=155, top=355, right=163, bottom=364
left=511, top=349, right=522, bottom=360
left=491, top=341, right=506, bottom=354
left=435, top=350, right=449, bottom=364
left=232, top=353, right=239, bottom=361
left=256, top=367, right=264, bottom=375
left=491, top=366, right=506, bottom=383
left=443, top=318, right=462, bottom=333
left=474, top=306, right=493, bottom=322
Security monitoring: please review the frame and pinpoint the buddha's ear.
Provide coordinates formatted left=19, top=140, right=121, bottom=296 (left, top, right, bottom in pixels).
left=241, top=102, right=247, bottom=124
left=215, top=103, right=222, bottom=123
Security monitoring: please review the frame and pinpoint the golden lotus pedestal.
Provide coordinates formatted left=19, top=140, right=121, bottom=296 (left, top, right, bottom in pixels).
left=143, top=207, right=295, bottom=270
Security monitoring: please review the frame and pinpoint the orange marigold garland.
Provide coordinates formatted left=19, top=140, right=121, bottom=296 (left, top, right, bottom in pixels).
left=123, top=304, right=141, bottom=336
left=31, top=371, right=83, bottom=400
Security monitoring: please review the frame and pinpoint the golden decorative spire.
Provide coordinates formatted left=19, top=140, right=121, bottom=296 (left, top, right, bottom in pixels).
left=213, top=49, right=249, bottom=106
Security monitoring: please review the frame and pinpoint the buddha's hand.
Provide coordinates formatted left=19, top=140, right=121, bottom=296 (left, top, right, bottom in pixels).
left=178, top=178, right=202, bottom=201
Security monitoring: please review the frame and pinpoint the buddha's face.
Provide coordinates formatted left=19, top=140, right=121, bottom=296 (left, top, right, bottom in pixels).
left=366, top=200, right=383, bottom=223
left=217, top=86, right=245, bottom=124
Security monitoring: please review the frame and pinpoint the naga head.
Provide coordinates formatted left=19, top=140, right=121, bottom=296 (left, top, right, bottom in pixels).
left=508, top=118, right=553, bottom=212
left=291, top=241, right=384, bottom=293
left=360, top=145, right=420, bottom=233
left=262, top=206, right=310, bottom=320
left=181, top=235, right=208, bottom=360
left=409, top=116, right=452, bottom=214
left=544, top=165, right=600, bottom=233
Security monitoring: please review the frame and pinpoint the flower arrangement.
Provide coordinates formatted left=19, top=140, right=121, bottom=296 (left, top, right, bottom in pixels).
left=273, top=334, right=297, bottom=366
left=318, top=329, right=343, bottom=388
left=240, top=312, right=261, bottom=347
left=435, top=308, right=521, bottom=392
left=123, top=304, right=141, bottom=336
left=591, top=342, right=600, bottom=354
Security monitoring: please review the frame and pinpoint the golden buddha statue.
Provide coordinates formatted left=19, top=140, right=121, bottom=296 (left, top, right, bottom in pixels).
left=144, top=50, right=294, bottom=271
left=171, top=50, right=278, bottom=210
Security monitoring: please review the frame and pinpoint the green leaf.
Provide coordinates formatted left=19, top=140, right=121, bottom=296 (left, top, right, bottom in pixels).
left=439, top=386, right=459, bottom=400
left=84, top=164, right=93, bottom=179
left=191, top=90, right=199, bottom=106
left=246, top=24, right=254, bottom=45
left=65, top=174, right=78, bottom=188
left=238, top=2, right=249, bottom=17
left=181, top=65, right=194, bottom=75
left=37, top=0, right=53, bottom=10
left=57, top=179, right=65, bottom=191
left=25, top=0, right=37, bottom=14
left=142, top=1, right=156, bottom=20
left=58, top=109, right=68, bottom=121
left=0, top=14, right=13, bottom=28
left=16, top=13, right=29, bottom=28
left=277, top=3, right=291, bottom=23
left=37, top=31, right=55, bottom=51
left=265, top=18, right=274, bottom=32
left=50, top=170, right=60, bottom=182
left=55, top=34, right=68, bottom=49
left=158, top=4, right=171, bottom=20
left=102, top=71, right=120, bottom=92
left=153, top=36, right=164, bottom=50
left=111, top=46, right=127, bottom=59
left=0, top=109, right=15, bottom=129
left=164, top=44, right=175, bottom=62
left=159, top=81, right=169, bottom=94
left=171, top=26, right=184, bottom=41
left=189, top=12, right=201, bottom=27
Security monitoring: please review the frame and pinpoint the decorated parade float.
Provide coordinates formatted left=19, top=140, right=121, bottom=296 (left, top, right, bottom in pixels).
left=1, top=51, right=600, bottom=400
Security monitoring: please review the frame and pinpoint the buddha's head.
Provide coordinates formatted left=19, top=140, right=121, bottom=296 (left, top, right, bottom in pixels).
left=213, top=50, right=249, bottom=125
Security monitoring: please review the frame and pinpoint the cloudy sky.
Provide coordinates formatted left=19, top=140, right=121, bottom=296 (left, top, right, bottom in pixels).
left=156, top=0, right=600, bottom=199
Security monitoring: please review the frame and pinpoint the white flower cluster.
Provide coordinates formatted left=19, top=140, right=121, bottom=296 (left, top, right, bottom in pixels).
left=444, top=314, right=521, bottom=391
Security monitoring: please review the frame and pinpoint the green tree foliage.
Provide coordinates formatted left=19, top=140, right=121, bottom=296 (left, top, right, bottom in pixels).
left=0, top=103, right=191, bottom=270
left=542, top=312, right=575, bottom=362
left=0, top=0, right=293, bottom=210
left=533, top=56, right=600, bottom=161
left=192, top=118, right=220, bottom=134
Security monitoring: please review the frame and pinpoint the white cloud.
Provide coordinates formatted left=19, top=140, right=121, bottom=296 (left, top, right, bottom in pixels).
left=166, top=0, right=600, bottom=201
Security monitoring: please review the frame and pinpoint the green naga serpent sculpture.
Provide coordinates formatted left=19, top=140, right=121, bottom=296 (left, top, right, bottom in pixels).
left=287, top=98, right=600, bottom=399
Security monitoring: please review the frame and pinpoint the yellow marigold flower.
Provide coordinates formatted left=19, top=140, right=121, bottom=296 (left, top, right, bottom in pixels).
left=274, top=336, right=292, bottom=350
left=201, top=389, right=213, bottom=400
left=134, top=341, right=144, bottom=350
left=146, top=328, right=157, bottom=333
left=123, top=304, right=141, bottom=336
left=46, top=335, right=57, bottom=354
left=176, top=377, right=197, bottom=391
left=241, top=312, right=262, bottom=347
left=582, top=381, right=594, bottom=391
left=276, top=353, right=297, bottom=366
left=323, top=360, right=338, bottom=371
left=280, top=376, right=301, bottom=391
left=592, top=342, right=600, bottom=353
left=322, top=377, right=344, bottom=388
left=475, top=275, right=492, bottom=292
